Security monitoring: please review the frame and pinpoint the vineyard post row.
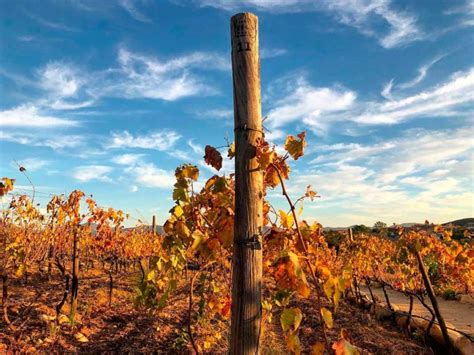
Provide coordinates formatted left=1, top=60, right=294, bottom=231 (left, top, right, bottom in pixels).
left=230, top=12, right=263, bottom=355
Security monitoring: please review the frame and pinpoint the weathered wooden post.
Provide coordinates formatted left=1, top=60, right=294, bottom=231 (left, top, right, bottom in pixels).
left=230, top=12, right=263, bottom=354
left=151, top=215, right=156, bottom=236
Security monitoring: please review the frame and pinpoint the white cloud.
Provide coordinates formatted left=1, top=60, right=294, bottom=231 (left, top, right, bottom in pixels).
left=354, top=68, right=474, bottom=124
left=72, top=165, right=113, bottom=182
left=321, top=0, right=422, bottom=48
left=118, top=0, right=151, bottom=22
left=286, top=128, right=473, bottom=226
left=266, top=76, right=356, bottom=133
left=271, top=67, right=474, bottom=133
left=93, top=47, right=227, bottom=101
left=199, top=108, right=233, bottom=120
left=168, top=150, right=193, bottom=161
left=195, top=0, right=422, bottom=48
left=28, top=13, right=80, bottom=32
left=125, top=163, right=175, bottom=188
left=444, top=0, right=474, bottom=17
left=46, top=99, right=95, bottom=110
left=312, top=128, right=473, bottom=183
left=0, top=105, right=77, bottom=127
left=112, top=153, right=145, bottom=165
left=107, top=130, right=181, bottom=151
left=261, top=48, right=288, bottom=59
left=187, top=139, right=204, bottom=155
left=397, top=54, right=446, bottom=89
left=0, top=131, right=84, bottom=150
left=39, top=61, right=83, bottom=98
left=14, top=158, right=50, bottom=172
left=381, top=79, right=394, bottom=100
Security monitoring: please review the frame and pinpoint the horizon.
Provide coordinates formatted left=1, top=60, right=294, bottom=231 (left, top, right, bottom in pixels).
left=1, top=0, right=473, bottom=227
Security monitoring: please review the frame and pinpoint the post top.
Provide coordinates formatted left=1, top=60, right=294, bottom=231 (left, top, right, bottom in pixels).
left=231, top=12, right=258, bottom=20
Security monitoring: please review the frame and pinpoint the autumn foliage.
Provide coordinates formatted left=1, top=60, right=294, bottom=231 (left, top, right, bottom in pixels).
left=0, top=131, right=472, bottom=354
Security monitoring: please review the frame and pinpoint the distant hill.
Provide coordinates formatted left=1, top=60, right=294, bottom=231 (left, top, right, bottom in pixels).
left=399, top=223, right=419, bottom=227
left=124, top=225, right=165, bottom=235
left=442, top=218, right=474, bottom=227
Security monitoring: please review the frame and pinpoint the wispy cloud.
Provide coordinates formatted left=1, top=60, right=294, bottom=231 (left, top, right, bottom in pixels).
left=381, top=79, right=394, bottom=100
left=312, top=128, right=473, bottom=183
left=17, top=35, right=35, bottom=42
left=397, top=54, right=447, bottom=89
left=187, top=139, right=204, bottom=155
left=90, top=47, right=227, bottom=101
left=265, top=75, right=356, bottom=135
left=444, top=0, right=474, bottom=16
left=321, top=0, right=422, bottom=48
left=381, top=54, right=447, bottom=100
left=118, top=0, right=152, bottom=22
left=72, top=165, right=113, bottom=182
left=0, top=131, right=84, bottom=150
left=268, top=67, right=474, bottom=134
left=290, top=128, right=473, bottom=226
left=0, top=105, right=78, bottom=127
left=112, top=153, right=146, bottom=165
left=5, top=47, right=228, bottom=105
left=13, top=158, right=50, bottom=172
left=261, top=47, right=288, bottom=59
left=107, top=130, right=181, bottom=151
left=28, top=13, right=80, bottom=32
left=355, top=67, right=474, bottom=124
left=194, top=0, right=422, bottom=48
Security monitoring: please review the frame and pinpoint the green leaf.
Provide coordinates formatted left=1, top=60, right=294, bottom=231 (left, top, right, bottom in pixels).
left=280, top=307, right=303, bottom=332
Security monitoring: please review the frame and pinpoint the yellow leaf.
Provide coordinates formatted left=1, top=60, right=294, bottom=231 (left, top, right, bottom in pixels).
left=178, top=164, right=199, bottom=181
left=170, top=205, right=184, bottom=218
left=311, top=342, right=325, bottom=355
left=279, top=210, right=294, bottom=229
left=258, top=150, right=274, bottom=170
left=297, top=204, right=304, bottom=217
left=74, top=332, right=89, bottom=343
left=334, top=288, right=342, bottom=312
left=287, top=332, right=302, bottom=355
left=16, top=264, right=26, bottom=278
left=284, top=132, right=306, bottom=160
left=216, top=216, right=233, bottom=248
left=228, top=142, right=235, bottom=158
left=324, top=278, right=334, bottom=299
left=175, top=220, right=191, bottom=239
left=321, top=307, right=333, bottom=329
left=191, top=230, right=206, bottom=252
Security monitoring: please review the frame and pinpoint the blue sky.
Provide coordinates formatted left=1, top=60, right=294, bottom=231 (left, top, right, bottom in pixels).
left=1, top=0, right=473, bottom=227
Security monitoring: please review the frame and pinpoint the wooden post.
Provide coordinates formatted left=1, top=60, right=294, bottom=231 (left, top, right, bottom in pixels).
left=348, top=227, right=354, bottom=242
left=415, top=251, right=453, bottom=353
left=70, top=227, right=79, bottom=323
left=230, top=12, right=263, bottom=355
left=151, top=215, right=156, bottom=236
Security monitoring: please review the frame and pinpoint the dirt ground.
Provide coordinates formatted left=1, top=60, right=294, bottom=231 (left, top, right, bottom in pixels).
left=361, top=286, right=474, bottom=336
left=0, top=269, right=433, bottom=354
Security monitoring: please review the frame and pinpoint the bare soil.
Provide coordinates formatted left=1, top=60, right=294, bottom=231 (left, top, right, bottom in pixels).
left=0, top=269, right=433, bottom=354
